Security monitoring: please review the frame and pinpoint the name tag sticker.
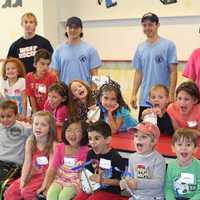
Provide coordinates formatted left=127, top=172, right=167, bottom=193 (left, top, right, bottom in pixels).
left=99, top=158, right=111, bottom=169
left=64, top=157, right=76, bottom=167
left=36, top=156, right=48, bottom=165
left=180, top=173, right=194, bottom=184
left=38, top=84, right=46, bottom=93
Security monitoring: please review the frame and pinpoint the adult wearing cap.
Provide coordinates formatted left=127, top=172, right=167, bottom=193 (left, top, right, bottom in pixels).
left=130, top=12, right=178, bottom=122
left=50, top=16, right=102, bottom=87
left=7, top=12, right=53, bottom=73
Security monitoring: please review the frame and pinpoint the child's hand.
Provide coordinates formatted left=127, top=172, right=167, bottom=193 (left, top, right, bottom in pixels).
left=107, top=103, right=119, bottom=113
left=152, top=107, right=163, bottom=118
left=89, top=174, right=101, bottom=183
left=20, top=180, right=25, bottom=191
left=119, top=179, right=127, bottom=190
left=126, top=179, right=137, bottom=190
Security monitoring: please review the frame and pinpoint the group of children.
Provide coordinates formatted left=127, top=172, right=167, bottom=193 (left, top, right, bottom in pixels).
left=0, top=48, right=200, bottom=199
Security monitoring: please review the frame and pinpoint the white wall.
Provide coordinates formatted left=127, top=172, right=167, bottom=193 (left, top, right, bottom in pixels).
left=0, top=0, right=44, bottom=59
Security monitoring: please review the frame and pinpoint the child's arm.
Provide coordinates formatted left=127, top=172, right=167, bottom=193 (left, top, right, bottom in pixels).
left=108, top=111, right=123, bottom=134
left=29, top=96, right=37, bottom=113
left=20, top=136, right=33, bottom=189
left=20, top=90, right=27, bottom=120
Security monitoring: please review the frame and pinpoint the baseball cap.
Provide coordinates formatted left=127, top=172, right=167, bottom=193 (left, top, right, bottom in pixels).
left=141, top=12, right=159, bottom=24
left=66, top=16, right=82, bottom=28
left=133, top=122, right=160, bottom=141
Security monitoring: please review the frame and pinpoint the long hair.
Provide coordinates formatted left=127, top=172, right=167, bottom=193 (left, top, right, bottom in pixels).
left=68, top=80, right=95, bottom=117
left=30, top=111, right=56, bottom=154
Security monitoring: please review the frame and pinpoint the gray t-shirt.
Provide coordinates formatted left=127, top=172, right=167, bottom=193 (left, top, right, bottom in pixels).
left=128, top=150, right=166, bottom=200
left=0, top=121, right=32, bottom=165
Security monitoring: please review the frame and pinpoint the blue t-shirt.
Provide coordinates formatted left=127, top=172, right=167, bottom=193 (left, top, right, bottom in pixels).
left=132, top=37, right=177, bottom=107
left=50, top=41, right=102, bottom=85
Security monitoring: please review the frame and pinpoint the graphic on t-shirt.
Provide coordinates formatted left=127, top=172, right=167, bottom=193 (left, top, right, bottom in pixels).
left=136, top=164, right=150, bottom=179
left=19, top=45, right=37, bottom=59
left=79, top=55, right=87, bottom=63
left=173, top=173, right=197, bottom=196
left=155, top=54, right=164, bottom=63
left=7, top=126, right=23, bottom=141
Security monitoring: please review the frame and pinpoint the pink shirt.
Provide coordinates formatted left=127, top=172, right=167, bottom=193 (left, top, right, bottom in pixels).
left=183, top=48, right=200, bottom=90
left=44, top=100, right=69, bottom=124
left=167, top=102, right=200, bottom=128
left=52, top=143, right=89, bottom=189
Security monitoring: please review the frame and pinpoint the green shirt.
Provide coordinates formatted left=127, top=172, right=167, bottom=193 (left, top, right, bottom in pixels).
left=165, top=158, right=200, bottom=200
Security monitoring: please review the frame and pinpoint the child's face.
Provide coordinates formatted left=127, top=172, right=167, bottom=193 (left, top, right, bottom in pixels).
left=70, top=81, right=88, bottom=101
left=172, top=139, right=197, bottom=167
left=88, top=131, right=110, bottom=155
left=21, top=16, right=36, bottom=35
left=33, top=116, right=50, bottom=139
left=48, top=91, right=64, bottom=109
left=176, top=90, right=198, bottom=115
left=149, top=88, right=169, bottom=111
left=5, top=62, right=18, bottom=80
left=65, top=122, right=82, bottom=147
left=34, top=58, right=50, bottom=77
left=134, top=131, right=156, bottom=155
left=100, top=90, right=118, bottom=111
left=0, top=108, right=17, bottom=128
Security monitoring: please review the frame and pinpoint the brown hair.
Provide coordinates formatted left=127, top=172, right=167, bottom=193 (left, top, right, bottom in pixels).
left=172, top=128, right=198, bottom=147
left=33, top=48, right=51, bottom=65
left=0, top=99, right=18, bottom=115
left=21, top=12, right=37, bottom=26
left=30, top=111, right=56, bottom=153
left=149, top=84, right=169, bottom=97
left=68, top=80, right=95, bottom=117
left=2, top=58, right=26, bottom=80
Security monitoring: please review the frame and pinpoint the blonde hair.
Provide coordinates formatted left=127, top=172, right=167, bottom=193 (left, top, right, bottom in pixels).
left=21, top=12, right=37, bottom=26
left=30, top=111, right=56, bottom=153
left=2, top=58, right=26, bottom=80
left=149, top=84, right=169, bottom=97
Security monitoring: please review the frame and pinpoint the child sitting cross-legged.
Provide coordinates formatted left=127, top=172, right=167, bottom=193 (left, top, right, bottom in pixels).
left=120, top=121, right=166, bottom=200
left=165, top=128, right=200, bottom=200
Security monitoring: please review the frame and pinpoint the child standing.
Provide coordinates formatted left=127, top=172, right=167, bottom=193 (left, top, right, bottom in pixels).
left=4, top=111, right=56, bottom=200
left=44, top=82, right=69, bottom=126
left=0, top=99, right=31, bottom=182
left=40, top=117, right=89, bottom=200
left=142, top=84, right=174, bottom=135
left=97, top=79, right=137, bottom=133
left=167, top=81, right=200, bottom=132
left=120, top=122, right=166, bottom=200
left=0, top=57, right=27, bottom=118
left=68, top=80, right=95, bottom=120
left=165, top=128, right=200, bottom=200
left=26, top=48, right=58, bottom=113
left=74, top=120, right=125, bottom=200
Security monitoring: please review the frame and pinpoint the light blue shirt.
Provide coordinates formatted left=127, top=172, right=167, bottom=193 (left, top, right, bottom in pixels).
left=50, top=41, right=102, bottom=85
left=132, top=37, right=177, bottom=106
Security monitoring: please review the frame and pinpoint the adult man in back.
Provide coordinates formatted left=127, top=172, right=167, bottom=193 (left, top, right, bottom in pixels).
left=7, top=12, right=53, bottom=73
left=50, top=16, right=102, bottom=87
left=130, top=12, right=178, bottom=121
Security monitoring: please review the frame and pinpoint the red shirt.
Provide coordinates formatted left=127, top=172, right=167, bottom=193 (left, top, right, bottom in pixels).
left=26, top=71, right=57, bottom=110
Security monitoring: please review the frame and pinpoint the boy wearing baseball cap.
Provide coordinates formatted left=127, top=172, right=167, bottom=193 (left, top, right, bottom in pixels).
left=120, top=122, right=166, bottom=200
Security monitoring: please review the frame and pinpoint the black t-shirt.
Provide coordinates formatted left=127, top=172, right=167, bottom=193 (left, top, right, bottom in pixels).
left=7, top=34, right=53, bottom=73
left=157, top=112, right=174, bottom=135
left=85, top=149, right=125, bottom=194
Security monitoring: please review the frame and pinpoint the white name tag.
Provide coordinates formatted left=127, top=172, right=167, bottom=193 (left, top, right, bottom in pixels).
left=36, top=156, right=48, bottom=165
left=99, top=158, right=111, bottom=169
left=64, top=157, right=76, bottom=167
left=180, top=173, right=195, bottom=184
left=38, top=84, right=46, bottom=93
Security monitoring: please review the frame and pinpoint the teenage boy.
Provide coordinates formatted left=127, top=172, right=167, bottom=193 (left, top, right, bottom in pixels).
left=120, top=121, right=166, bottom=200
left=0, top=99, right=31, bottom=182
left=165, top=128, right=200, bottom=200
left=50, top=16, right=102, bottom=87
left=26, top=49, right=57, bottom=113
left=7, top=12, right=53, bottom=73
left=74, top=120, right=125, bottom=200
left=130, top=12, right=178, bottom=121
